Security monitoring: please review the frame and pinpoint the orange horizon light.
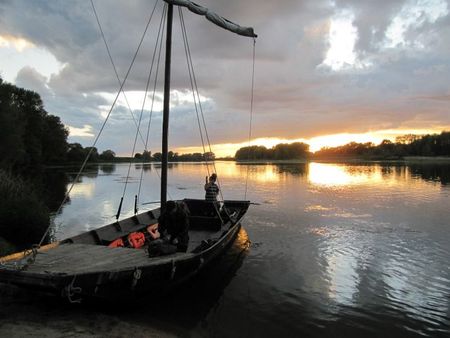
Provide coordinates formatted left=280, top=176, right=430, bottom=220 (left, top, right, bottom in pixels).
left=173, top=128, right=448, bottom=158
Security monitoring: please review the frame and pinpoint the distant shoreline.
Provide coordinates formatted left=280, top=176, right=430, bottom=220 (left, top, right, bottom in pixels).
left=44, top=156, right=450, bottom=168
left=235, top=156, right=450, bottom=164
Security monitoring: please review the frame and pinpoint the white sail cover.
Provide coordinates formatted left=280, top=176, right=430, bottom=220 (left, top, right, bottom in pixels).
left=164, top=0, right=257, bottom=38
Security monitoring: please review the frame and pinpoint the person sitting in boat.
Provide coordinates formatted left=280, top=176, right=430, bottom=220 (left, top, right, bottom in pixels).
left=157, top=200, right=190, bottom=253
left=204, top=173, right=219, bottom=201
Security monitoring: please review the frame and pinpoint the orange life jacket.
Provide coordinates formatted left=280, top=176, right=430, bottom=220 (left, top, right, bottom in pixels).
left=108, top=238, right=124, bottom=248
left=128, top=232, right=146, bottom=248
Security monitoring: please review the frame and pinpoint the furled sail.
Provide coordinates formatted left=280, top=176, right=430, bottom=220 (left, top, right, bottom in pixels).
left=163, top=0, right=257, bottom=38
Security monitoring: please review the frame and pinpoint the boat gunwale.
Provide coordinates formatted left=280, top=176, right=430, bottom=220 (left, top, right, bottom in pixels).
left=0, top=199, right=249, bottom=277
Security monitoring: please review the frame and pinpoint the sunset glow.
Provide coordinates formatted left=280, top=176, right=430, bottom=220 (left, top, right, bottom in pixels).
left=175, top=128, right=448, bottom=158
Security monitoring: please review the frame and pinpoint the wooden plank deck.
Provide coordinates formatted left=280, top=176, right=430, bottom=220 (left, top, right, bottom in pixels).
left=22, top=244, right=159, bottom=274
left=1, top=228, right=225, bottom=276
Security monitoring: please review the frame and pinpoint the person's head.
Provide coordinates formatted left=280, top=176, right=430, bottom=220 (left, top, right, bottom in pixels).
left=209, top=173, right=217, bottom=182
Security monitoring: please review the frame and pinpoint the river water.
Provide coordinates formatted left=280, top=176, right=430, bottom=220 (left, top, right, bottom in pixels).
left=1, top=161, right=450, bottom=337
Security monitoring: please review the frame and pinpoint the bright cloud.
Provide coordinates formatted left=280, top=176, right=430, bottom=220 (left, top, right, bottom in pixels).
left=0, top=34, right=34, bottom=51
left=321, top=10, right=360, bottom=71
left=68, top=124, right=95, bottom=138
left=0, top=34, right=62, bottom=83
left=384, top=0, right=449, bottom=48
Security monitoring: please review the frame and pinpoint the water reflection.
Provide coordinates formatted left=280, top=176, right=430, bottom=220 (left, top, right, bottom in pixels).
left=307, top=162, right=450, bottom=188
left=69, top=181, right=96, bottom=198
left=41, top=170, right=70, bottom=212
left=276, top=163, right=307, bottom=176
left=134, top=163, right=152, bottom=172
left=99, top=163, right=116, bottom=174
left=37, top=162, right=450, bottom=337
left=308, top=162, right=383, bottom=186
left=409, top=163, right=450, bottom=185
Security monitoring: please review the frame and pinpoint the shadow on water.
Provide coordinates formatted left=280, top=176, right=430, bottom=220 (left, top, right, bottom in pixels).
left=41, top=170, right=70, bottom=212
left=276, top=163, right=308, bottom=176
left=134, top=163, right=152, bottom=172
left=0, top=228, right=250, bottom=336
left=99, top=163, right=116, bottom=174
left=409, top=163, right=450, bottom=185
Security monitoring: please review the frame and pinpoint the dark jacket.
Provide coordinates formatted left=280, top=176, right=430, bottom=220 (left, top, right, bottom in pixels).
left=158, top=201, right=190, bottom=252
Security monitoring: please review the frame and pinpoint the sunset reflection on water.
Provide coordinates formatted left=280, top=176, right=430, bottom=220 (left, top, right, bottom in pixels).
left=49, top=161, right=450, bottom=337
left=308, top=162, right=377, bottom=186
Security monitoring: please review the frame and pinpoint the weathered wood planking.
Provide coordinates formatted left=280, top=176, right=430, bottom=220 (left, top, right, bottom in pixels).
left=21, top=244, right=190, bottom=275
left=2, top=229, right=223, bottom=276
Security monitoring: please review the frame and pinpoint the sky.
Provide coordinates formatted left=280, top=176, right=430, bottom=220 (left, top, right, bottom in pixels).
left=1, top=0, right=449, bottom=157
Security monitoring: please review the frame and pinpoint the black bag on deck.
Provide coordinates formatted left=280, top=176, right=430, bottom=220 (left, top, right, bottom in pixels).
left=147, top=239, right=177, bottom=257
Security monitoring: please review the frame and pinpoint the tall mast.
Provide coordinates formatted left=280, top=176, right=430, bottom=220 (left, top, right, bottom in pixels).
left=161, top=3, right=173, bottom=211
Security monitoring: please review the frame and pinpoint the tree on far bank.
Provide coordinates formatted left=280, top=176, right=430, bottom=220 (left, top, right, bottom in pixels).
left=235, top=142, right=309, bottom=160
left=99, top=149, right=116, bottom=161
left=142, top=150, right=152, bottom=161
left=152, top=152, right=162, bottom=162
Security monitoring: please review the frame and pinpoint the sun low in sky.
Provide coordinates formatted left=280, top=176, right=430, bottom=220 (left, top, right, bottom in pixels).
left=0, top=0, right=449, bottom=156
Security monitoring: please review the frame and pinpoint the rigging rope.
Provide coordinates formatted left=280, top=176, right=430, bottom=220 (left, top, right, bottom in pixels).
left=137, top=4, right=173, bottom=212
left=179, top=8, right=228, bottom=200
left=179, top=8, right=226, bottom=223
left=90, top=0, right=150, bottom=148
left=179, top=8, right=210, bottom=178
left=118, top=4, right=167, bottom=219
left=37, top=1, right=158, bottom=247
left=245, top=38, right=256, bottom=200
left=180, top=9, right=256, bottom=203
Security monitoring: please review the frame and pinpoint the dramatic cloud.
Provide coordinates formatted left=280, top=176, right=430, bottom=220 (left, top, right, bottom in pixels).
left=0, top=0, right=449, bottom=155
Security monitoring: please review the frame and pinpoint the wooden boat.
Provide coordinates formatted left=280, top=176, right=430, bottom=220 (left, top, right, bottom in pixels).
left=0, top=0, right=256, bottom=301
left=0, top=199, right=249, bottom=301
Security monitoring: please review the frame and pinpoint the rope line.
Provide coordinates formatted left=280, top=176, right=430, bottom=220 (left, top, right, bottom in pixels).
left=137, top=4, right=172, bottom=209
left=38, top=1, right=158, bottom=246
left=244, top=38, right=256, bottom=199
left=179, top=8, right=229, bottom=223
left=179, top=8, right=210, bottom=178
left=179, top=9, right=226, bottom=198
left=119, top=4, right=167, bottom=218
left=90, top=0, right=151, bottom=147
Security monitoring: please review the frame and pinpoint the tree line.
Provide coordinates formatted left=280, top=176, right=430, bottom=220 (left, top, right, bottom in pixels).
left=234, top=133, right=450, bottom=161
left=0, top=78, right=67, bottom=251
left=313, top=132, right=450, bottom=159
left=235, top=142, right=310, bottom=160
left=0, top=78, right=69, bottom=176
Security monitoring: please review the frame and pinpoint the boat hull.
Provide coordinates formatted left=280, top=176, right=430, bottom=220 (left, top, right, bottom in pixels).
left=0, top=199, right=249, bottom=301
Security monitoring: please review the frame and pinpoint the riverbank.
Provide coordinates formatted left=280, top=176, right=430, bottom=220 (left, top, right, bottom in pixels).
left=0, top=284, right=177, bottom=338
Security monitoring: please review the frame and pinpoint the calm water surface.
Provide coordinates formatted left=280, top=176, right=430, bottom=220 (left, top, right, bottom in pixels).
left=3, top=162, right=450, bottom=337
